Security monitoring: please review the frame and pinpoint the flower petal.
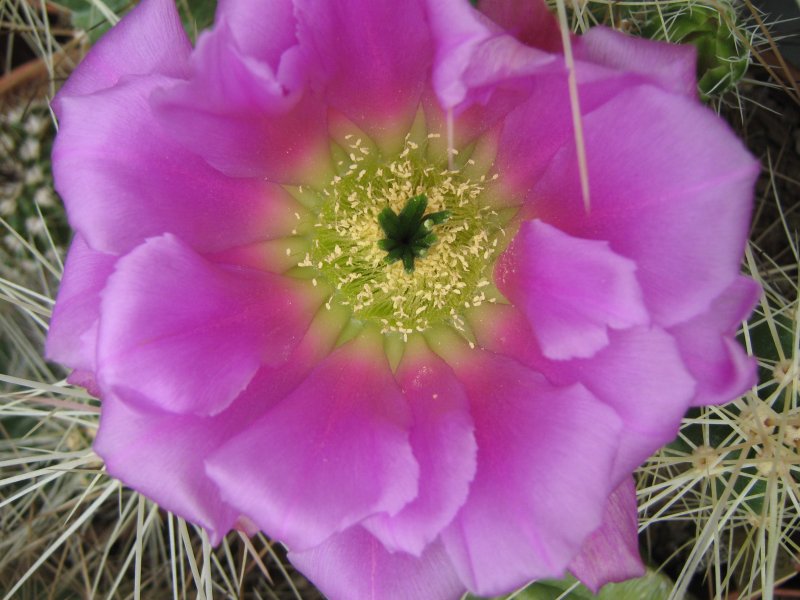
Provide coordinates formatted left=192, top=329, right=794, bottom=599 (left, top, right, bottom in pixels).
left=45, top=235, right=116, bottom=374
left=53, top=75, right=298, bottom=256
left=425, top=0, right=556, bottom=111
left=576, top=26, right=697, bottom=98
left=54, top=0, right=190, bottom=102
left=569, top=478, right=645, bottom=592
left=550, top=327, right=695, bottom=481
left=94, top=395, right=240, bottom=544
left=527, top=85, right=759, bottom=327
left=489, top=66, right=635, bottom=205
left=495, top=219, right=648, bottom=360
left=95, top=299, right=348, bottom=545
left=214, top=0, right=296, bottom=66
left=363, top=336, right=477, bottom=555
left=467, top=306, right=695, bottom=481
left=480, top=0, right=696, bottom=101
left=430, top=344, right=622, bottom=595
left=289, top=528, right=464, bottom=600
left=477, top=0, right=561, bottom=51
left=671, top=276, right=760, bottom=406
left=97, top=234, right=322, bottom=416
left=66, top=370, right=101, bottom=398
left=206, top=332, right=419, bottom=551
left=295, top=0, right=431, bottom=151
left=488, top=71, right=573, bottom=202
left=152, top=22, right=331, bottom=182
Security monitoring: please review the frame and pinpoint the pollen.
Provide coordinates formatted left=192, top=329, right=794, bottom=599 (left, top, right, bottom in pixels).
left=297, top=135, right=507, bottom=336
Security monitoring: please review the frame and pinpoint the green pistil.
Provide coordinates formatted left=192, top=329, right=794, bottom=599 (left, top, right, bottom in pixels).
left=378, top=195, right=450, bottom=272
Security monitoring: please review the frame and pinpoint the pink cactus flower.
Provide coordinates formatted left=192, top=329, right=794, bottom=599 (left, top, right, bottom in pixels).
left=47, top=0, right=759, bottom=597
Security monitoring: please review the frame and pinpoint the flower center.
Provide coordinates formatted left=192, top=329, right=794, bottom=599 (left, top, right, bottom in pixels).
left=377, top=194, right=449, bottom=272
left=293, top=133, right=509, bottom=339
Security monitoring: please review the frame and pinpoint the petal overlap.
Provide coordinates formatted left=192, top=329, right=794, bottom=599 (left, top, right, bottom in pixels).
left=425, top=0, right=557, bottom=111
left=53, top=75, right=296, bottom=255
left=569, top=478, right=645, bottom=591
left=46, top=235, right=116, bottom=374
left=466, top=305, right=696, bottom=480
left=206, top=332, right=419, bottom=550
left=671, top=276, right=761, bottom=405
left=525, top=85, right=759, bottom=327
left=94, top=395, right=240, bottom=543
left=364, top=337, right=477, bottom=556
left=295, top=0, right=432, bottom=151
left=214, top=0, right=296, bottom=67
left=545, top=326, right=696, bottom=481
left=97, top=234, right=323, bottom=416
left=431, top=345, right=623, bottom=595
left=495, top=219, right=648, bottom=360
left=575, top=27, right=698, bottom=98
left=152, top=21, right=332, bottom=183
left=290, top=528, right=464, bottom=600
left=53, top=0, right=190, bottom=101
left=95, top=298, right=351, bottom=544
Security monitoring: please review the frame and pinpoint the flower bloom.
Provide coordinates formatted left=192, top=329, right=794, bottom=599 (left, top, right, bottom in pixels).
left=47, top=0, right=759, bottom=597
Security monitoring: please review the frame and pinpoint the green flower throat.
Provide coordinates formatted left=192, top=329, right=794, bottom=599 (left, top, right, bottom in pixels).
left=291, top=130, right=510, bottom=339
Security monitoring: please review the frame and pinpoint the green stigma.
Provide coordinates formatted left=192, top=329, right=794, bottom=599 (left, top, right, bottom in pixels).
left=377, top=195, right=450, bottom=272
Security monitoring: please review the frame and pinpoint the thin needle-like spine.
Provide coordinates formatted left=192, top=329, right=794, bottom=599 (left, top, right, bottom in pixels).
left=555, top=0, right=591, bottom=213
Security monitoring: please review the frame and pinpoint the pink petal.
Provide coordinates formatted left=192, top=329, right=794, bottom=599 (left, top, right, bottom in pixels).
left=45, top=235, right=116, bottom=374
left=66, top=370, right=101, bottom=398
left=205, top=238, right=312, bottom=274
left=671, top=276, right=760, bottom=406
left=206, top=333, right=419, bottom=551
left=465, top=302, right=536, bottom=361
left=97, top=234, right=322, bottom=416
left=95, top=299, right=348, bottom=545
left=576, top=27, right=698, bottom=98
left=53, top=0, right=190, bottom=103
left=94, top=395, right=240, bottom=544
left=569, top=478, right=645, bottom=592
left=489, top=71, right=573, bottom=202
left=425, top=0, right=556, bottom=111
left=53, top=75, right=298, bottom=256
left=432, top=348, right=622, bottom=595
left=477, top=0, right=562, bottom=51
left=295, top=0, right=431, bottom=151
left=489, top=67, right=633, bottom=204
left=363, top=337, right=477, bottom=555
left=420, top=82, right=537, bottom=168
left=541, top=327, right=696, bottom=482
left=482, top=0, right=697, bottom=101
left=467, top=306, right=695, bottom=481
left=152, top=22, right=331, bottom=183
left=214, top=0, right=296, bottom=67
left=495, top=219, right=648, bottom=360
left=527, top=85, right=759, bottom=327
left=289, top=528, right=464, bottom=600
